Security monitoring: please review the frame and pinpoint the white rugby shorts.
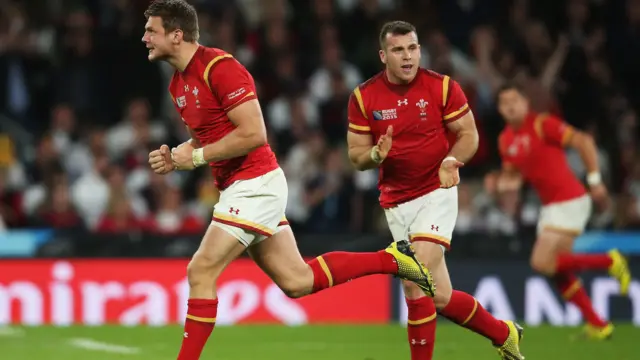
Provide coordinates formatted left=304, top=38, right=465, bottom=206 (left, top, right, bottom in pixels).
left=537, top=194, right=591, bottom=236
left=384, top=187, right=458, bottom=250
left=212, top=167, right=289, bottom=246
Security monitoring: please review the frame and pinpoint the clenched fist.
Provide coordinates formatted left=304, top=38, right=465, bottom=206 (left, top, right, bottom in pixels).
left=170, top=143, right=197, bottom=170
left=148, top=144, right=175, bottom=175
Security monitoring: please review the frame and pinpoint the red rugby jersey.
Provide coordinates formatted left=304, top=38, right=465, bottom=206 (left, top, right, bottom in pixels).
left=348, top=69, right=470, bottom=208
left=498, top=112, right=586, bottom=204
left=168, top=46, right=278, bottom=189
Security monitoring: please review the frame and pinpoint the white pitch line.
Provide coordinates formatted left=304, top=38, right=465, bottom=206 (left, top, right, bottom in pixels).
left=0, top=327, right=25, bottom=337
left=69, top=337, right=141, bottom=355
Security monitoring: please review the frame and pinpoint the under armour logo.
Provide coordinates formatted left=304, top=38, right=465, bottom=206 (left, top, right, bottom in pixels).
left=229, top=207, right=240, bottom=215
left=184, top=332, right=188, bottom=338
left=411, top=338, right=427, bottom=345
left=398, top=99, right=408, bottom=106
left=431, top=225, right=439, bottom=231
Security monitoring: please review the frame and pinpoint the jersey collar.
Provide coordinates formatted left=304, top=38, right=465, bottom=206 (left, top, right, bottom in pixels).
left=181, top=45, right=204, bottom=73
left=382, top=69, right=419, bottom=90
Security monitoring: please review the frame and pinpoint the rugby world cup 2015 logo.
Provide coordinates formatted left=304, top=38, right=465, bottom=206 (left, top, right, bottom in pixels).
left=372, top=109, right=398, bottom=121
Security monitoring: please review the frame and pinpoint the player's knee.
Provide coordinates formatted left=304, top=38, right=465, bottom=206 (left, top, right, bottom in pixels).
left=402, top=280, right=425, bottom=300
left=187, top=252, right=224, bottom=287
left=433, top=287, right=452, bottom=309
left=278, top=278, right=310, bottom=299
left=529, top=255, right=555, bottom=276
left=277, top=266, right=314, bottom=299
left=279, top=283, right=307, bottom=299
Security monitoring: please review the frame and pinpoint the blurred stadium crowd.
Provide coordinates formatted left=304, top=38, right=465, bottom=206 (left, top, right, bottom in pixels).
left=1, top=0, right=640, bottom=237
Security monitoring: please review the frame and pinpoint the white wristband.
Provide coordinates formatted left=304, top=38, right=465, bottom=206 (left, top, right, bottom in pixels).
left=442, top=156, right=457, bottom=163
left=192, top=148, right=207, bottom=167
left=586, top=172, right=602, bottom=186
left=370, top=146, right=383, bottom=164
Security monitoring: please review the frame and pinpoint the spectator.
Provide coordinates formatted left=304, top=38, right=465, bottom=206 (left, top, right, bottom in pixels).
left=308, top=41, right=362, bottom=104
left=70, top=153, right=111, bottom=228
left=95, top=193, right=142, bottom=233
left=0, top=167, right=25, bottom=228
left=283, top=130, right=326, bottom=228
left=1, top=0, right=639, bottom=243
left=49, top=103, right=77, bottom=155
left=106, top=97, right=166, bottom=160
left=147, top=186, right=204, bottom=235
left=34, top=181, right=83, bottom=230
left=304, top=147, right=353, bottom=233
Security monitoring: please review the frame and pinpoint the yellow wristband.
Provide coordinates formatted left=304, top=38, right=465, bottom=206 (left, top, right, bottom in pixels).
left=192, top=148, right=207, bottom=167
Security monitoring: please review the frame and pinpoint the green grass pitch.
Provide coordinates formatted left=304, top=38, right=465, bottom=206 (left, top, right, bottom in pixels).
left=0, top=324, right=637, bottom=359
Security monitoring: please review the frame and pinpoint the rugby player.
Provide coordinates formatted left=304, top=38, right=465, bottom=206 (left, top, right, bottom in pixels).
left=346, top=21, right=524, bottom=360
left=497, top=83, right=631, bottom=340
left=142, top=2, right=435, bottom=359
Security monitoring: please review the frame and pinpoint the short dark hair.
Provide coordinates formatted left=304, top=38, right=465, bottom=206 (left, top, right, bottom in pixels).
left=497, top=81, right=527, bottom=97
left=144, top=0, right=199, bottom=42
left=379, top=21, right=417, bottom=48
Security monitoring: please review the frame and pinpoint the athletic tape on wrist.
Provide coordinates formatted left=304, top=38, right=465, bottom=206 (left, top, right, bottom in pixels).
left=192, top=148, right=207, bottom=167
left=370, top=146, right=383, bottom=164
left=587, top=172, right=602, bottom=186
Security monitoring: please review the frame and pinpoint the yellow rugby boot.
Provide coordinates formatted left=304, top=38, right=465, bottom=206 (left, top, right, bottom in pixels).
left=608, top=249, right=631, bottom=295
left=384, top=240, right=436, bottom=297
left=495, top=321, right=525, bottom=360
left=575, top=323, right=614, bottom=341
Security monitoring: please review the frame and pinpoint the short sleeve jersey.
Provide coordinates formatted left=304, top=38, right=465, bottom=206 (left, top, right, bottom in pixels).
left=498, top=112, right=585, bottom=204
left=168, top=46, right=278, bottom=189
left=348, top=69, right=471, bottom=207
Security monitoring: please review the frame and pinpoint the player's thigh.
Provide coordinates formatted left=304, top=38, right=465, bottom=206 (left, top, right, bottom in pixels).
left=530, top=230, right=576, bottom=275
left=188, top=222, right=247, bottom=282
left=536, top=195, right=590, bottom=238
left=533, top=196, right=589, bottom=274
left=384, top=205, right=408, bottom=242
left=246, top=226, right=312, bottom=298
left=212, top=168, right=288, bottom=247
left=408, top=187, right=458, bottom=251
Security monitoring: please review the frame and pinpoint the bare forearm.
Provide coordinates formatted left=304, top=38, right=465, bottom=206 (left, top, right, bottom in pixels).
left=577, top=137, right=599, bottom=173
left=175, top=138, right=200, bottom=151
left=447, top=130, right=479, bottom=163
left=349, top=146, right=379, bottom=171
left=202, top=128, right=265, bottom=163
